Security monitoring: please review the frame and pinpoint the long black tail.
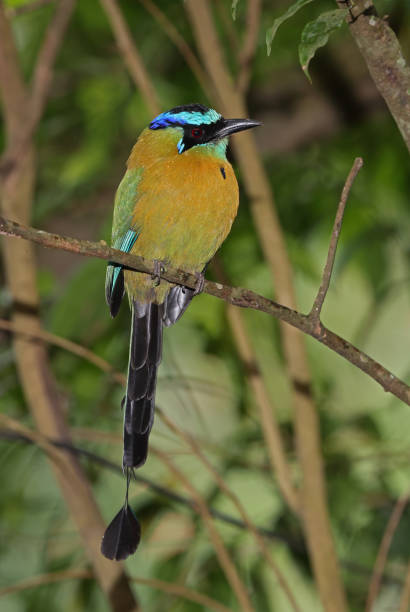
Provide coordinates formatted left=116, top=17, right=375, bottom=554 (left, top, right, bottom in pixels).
left=123, top=300, right=163, bottom=468
left=101, top=300, right=163, bottom=561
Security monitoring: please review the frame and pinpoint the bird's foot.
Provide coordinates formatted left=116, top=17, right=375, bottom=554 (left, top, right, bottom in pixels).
left=193, top=271, right=206, bottom=296
left=152, top=259, right=164, bottom=287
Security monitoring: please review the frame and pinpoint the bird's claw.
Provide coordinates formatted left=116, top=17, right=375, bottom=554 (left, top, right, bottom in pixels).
left=193, top=272, right=205, bottom=296
left=152, top=260, right=164, bottom=286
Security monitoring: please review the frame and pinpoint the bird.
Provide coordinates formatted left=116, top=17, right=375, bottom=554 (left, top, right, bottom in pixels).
left=101, top=103, right=260, bottom=561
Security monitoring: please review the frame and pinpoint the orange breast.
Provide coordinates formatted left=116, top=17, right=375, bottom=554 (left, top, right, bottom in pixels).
left=124, top=128, right=239, bottom=302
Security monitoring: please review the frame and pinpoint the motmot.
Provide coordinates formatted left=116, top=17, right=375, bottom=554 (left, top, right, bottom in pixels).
left=101, top=103, right=260, bottom=560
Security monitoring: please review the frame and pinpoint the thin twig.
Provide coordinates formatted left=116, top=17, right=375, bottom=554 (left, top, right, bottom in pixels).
left=0, top=569, right=93, bottom=597
left=1, top=426, right=300, bottom=547
left=139, top=0, right=214, bottom=100
left=30, top=0, right=76, bottom=124
left=4, top=427, right=407, bottom=588
left=0, top=318, right=126, bottom=385
left=237, top=0, right=262, bottom=93
left=99, top=0, right=161, bottom=115
left=366, top=493, right=410, bottom=612
left=0, top=318, right=228, bottom=396
left=0, top=568, right=232, bottom=612
left=1, top=215, right=409, bottom=406
left=153, top=447, right=255, bottom=612
left=0, top=0, right=77, bottom=176
left=130, top=576, right=233, bottom=612
left=310, top=157, right=363, bottom=324
left=158, top=408, right=301, bottom=612
left=0, top=414, right=67, bottom=471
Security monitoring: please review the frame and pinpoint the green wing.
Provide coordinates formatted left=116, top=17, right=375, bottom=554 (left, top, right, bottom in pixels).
left=105, top=167, right=143, bottom=317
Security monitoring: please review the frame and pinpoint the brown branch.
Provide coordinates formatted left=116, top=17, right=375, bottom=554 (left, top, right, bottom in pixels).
left=0, top=318, right=225, bottom=397
left=0, top=568, right=232, bottom=612
left=99, top=0, right=161, bottom=116
left=139, top=0, right=214, bottom=100
left=0, top=0, right=76, bottom=177
left=212, top=259, right=299, bottom=514
left=310, top=157, right=363, bottom=323
left=157, top=408, right=300, bottom=612
left=0, top=569, right=93, bottom=598
left=152, top=447, right=255, bottom=612
left=0, top=6, right=138, bottom=610
left=1, top=214, right=409, bottom=407
left=184, top=3, right=348, bottom=610
left=237, top=0, right=262, bottom=93
left=0, top=318, right=126, bottom=385
left=366, top=493, right=410, bottom=612
left=30, top=0, right=76, bottom=125
left=336, top=0, right=410, bottom=152
left=130, top=577, right=233, bottom=612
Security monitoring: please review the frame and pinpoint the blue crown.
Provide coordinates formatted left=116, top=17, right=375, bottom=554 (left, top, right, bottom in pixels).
left=150, top=104, right=221, bottom=130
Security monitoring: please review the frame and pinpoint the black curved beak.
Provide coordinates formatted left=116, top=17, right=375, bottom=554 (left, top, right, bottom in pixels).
left=211, top=117, right=261, bottom=141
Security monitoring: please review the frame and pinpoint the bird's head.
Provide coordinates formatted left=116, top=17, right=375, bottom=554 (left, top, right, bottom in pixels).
left=149, top=103, right=260, bottom=157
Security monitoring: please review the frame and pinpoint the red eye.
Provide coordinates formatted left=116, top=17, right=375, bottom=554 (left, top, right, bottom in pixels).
left=191, top=127, right=203, bottom=138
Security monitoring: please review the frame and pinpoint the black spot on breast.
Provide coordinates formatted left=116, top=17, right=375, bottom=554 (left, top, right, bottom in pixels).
left=220, top=166, right=226, bottom=180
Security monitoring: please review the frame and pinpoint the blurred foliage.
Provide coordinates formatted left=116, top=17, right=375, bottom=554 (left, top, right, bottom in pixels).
left=1, top=0, right=410, bottom=611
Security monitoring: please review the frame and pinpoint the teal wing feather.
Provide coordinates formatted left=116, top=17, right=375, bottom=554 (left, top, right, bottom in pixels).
left=106, top=167, right=143, bottom=317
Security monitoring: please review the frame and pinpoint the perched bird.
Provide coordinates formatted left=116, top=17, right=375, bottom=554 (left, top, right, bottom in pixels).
left=101, top=103, right=260, bottom=560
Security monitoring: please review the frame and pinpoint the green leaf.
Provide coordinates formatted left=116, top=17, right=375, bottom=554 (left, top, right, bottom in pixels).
left=266, top=0, right=314, bottom=55
left=299, top=8, right=348, bottom=80
left=231, top=0, right=239, bottom=20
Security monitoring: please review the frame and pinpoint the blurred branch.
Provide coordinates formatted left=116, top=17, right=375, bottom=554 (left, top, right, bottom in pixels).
left=310, top=157, right=363, bottom=323
left=153, top=447, right=255, bottom=612
left=0, top=426, right=300, bottom=547
left=213, top=258, right=299, bottom=514
left=4, top=426, right=407, bottom=589
left=99, top=0, right=161, bottom=115
left=0, top=567, right=232, bottom=612
left=1, top=214, right=410, bottom=407
left=158, top=407, right=301, bottom=612
left=336, top=0, right=410, bottom=152
left=0, top=569, right=93, bottom=597
left=366, top=493, right=410, bottom=612
left=5, top=0, right=55, bottom=18
left=184, top=3, right=347, bottom=609
left=0, top=0, right=76, bottom=177
left=30, top=0, right=76, bottom=125
left=237, top=0, right=262, bottom=93
left=0, top=5, right=138, bottom=610
left=399, top=561, right=410, bottom=612
left=0, top=318, right=227, bottom=397
left=0, top=318, right=126, bottom=385
left=139, top=0, right=214, bottom=100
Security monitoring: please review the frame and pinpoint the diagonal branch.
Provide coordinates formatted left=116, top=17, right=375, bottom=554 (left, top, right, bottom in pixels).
left=237, top=0, right=262, bottom=93
left=310, top=157, right=363, bottom=324
left=1, top=214, right=409, bottom=406
left=139, top=0, right=214, bottom=100
left=212, top=258, right=299, bottom=514
left=366, top=493, right=410, bottom=612
left=153, top=447, right=255, bottom=612
left=99, top=0, right=161, bottom=115
left=158, top=408, right=301, bottom=612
